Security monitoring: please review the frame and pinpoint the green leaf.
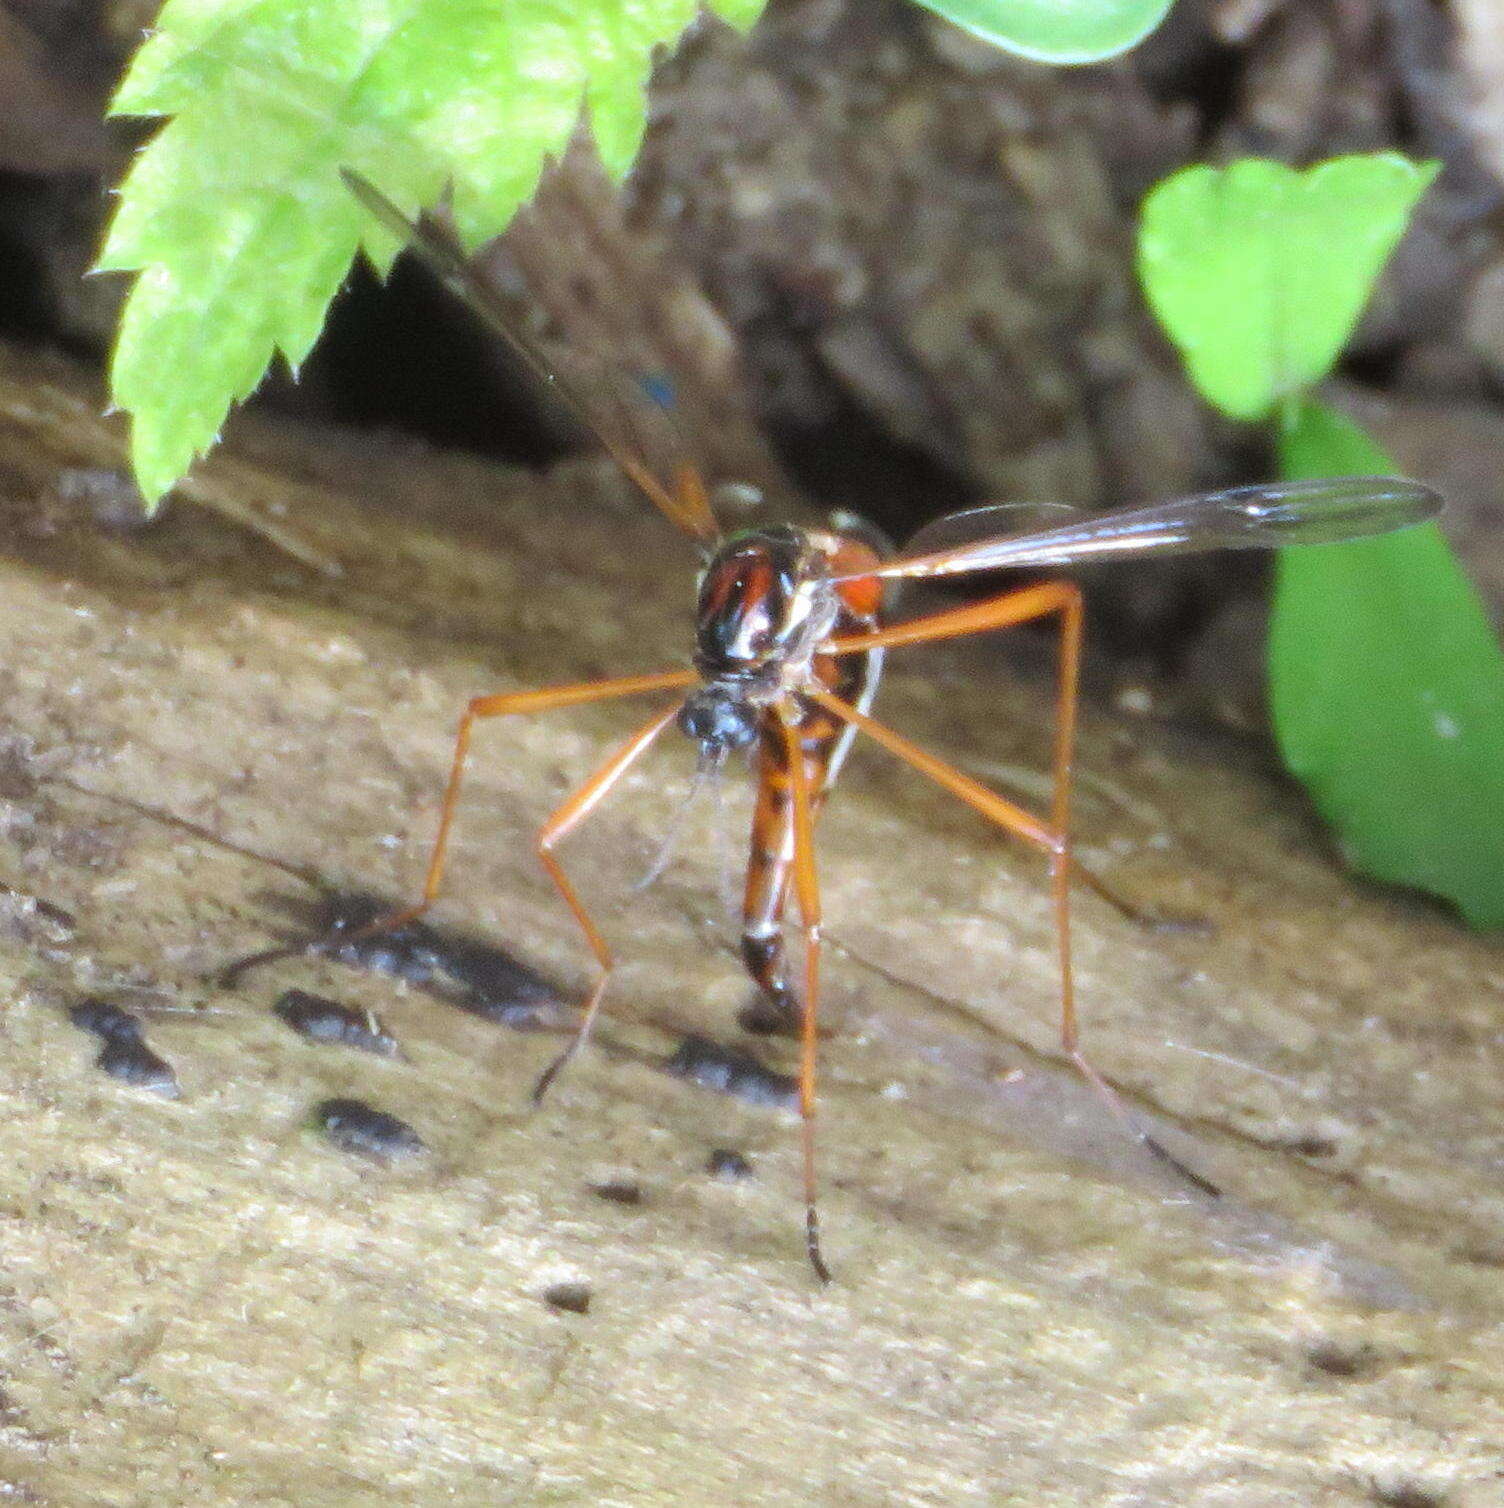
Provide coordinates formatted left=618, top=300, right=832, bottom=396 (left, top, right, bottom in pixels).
left=99, top=0, right=762, bottom=507
left=911, top=0, right=1174, bottom=64
left=1138, top=155, right=1439, bottom=421
left=1270, top=400, right=1504, bottom=928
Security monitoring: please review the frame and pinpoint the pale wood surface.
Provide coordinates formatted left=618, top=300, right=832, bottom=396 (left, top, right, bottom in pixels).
left=0, top=344, right=1500, bottom=1507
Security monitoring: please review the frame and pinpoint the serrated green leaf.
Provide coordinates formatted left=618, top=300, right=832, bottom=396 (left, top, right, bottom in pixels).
left=1138, top=155, right=1439, bottom=421
left=1270, top=400, right=1504, bottom=928
left=100, top=0, right=766, bottom=507
left=911, top=0, right=1173, bottom=64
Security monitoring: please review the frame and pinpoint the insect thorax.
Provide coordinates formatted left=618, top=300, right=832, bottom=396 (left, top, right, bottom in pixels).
left=691, top=525, right=839, bottom=689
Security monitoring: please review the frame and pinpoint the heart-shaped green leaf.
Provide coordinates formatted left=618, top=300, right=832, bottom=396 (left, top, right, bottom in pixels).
left=1270, top=400, right=1504, bottom=928
left=913, top=0, right=1174, bottom=64
left=1138, top=156, right=1439, bottom=421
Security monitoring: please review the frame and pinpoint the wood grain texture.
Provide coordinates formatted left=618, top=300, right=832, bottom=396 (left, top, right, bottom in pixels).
left=0, top=342, right=1500, bottom=1507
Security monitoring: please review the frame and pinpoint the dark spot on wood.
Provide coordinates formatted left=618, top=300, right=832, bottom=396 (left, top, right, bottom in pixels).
left=274, top=989, right=398, bottom=1056
left=314, top=1097, right=425, bottom=1162
left=68, top=997, right=142, bottom=1044
left=706, top=1148, right=753, bottom=1181
left=228, top=891, right=565, bottom=1027
left=322, top=893, right=561, bottom=1023
left=1279, top=1133, right=1339, bottom=1158
left=68, top=998, right=179, bottom=1096
left=665, top=1035, right=797, bottom=1110
left=1454, top=1243, right=1504, bottom=1269
left=590, top=1180, right=643, bottom=1206
left=542, top=1282, right=592, bottom=1315
left=1371, top=1481, right=1448, bottom=1508
left=96, top=1038, right=179, bottom=1097
left=1306, top=1340, right=1376, bottom=1378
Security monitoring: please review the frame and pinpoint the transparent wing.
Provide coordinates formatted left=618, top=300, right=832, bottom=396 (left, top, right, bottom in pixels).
left=900, top=501, right=1082, bottom=560
left=863, top=477, right=1443, bottom=582
left=342, top=169, right=720, bottom=543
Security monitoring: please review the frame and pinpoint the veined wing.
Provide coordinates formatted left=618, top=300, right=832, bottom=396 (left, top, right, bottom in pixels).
left=860, top=477, right=1442, bottom=581
left=342, top=169, right=720, bottom=543
left=899, top=501, right=1082, bottom=560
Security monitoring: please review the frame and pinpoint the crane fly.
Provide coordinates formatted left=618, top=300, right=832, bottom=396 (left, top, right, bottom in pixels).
left=235, top=168, right=1442, bottom=1282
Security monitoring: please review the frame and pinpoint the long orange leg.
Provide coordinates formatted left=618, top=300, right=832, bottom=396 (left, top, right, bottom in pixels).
left=531, top=702, right=684, bottom=1102
left=820, top=584, right=1216, bottom=1195
left=371, top=668, right=695, bottom=938
left=218, top=668, right=694, bottom=985
left=781, top=707, right=831, bottom=1283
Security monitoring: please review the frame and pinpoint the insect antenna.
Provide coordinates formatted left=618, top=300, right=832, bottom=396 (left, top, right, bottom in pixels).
left=710, top=764, right=741, bottom=927
left=632, top=757, right=721, bottom=893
